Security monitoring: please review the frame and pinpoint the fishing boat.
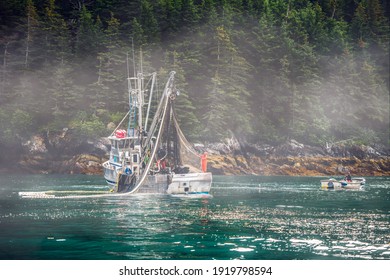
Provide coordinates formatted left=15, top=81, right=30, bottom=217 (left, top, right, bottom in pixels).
left=321, top=177, right=365, bottom=190
left=102, top=71, right=212, bottom=195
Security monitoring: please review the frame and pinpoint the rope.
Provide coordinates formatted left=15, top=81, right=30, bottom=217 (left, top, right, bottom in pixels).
left=110, top=110, right=131, bottom=137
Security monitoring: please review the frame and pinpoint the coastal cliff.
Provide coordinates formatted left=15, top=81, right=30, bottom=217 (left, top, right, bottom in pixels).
left=1, top=130, right=389, bottom=176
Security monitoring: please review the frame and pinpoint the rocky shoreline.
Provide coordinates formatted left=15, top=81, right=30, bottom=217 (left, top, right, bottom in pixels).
left=1, top=129, right=389, bottom=176
left=205, top=139, right=390, bottom=176
left=207, top=154, right=390, bottom=176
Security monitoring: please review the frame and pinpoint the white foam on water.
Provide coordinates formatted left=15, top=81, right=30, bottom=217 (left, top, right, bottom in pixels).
left=230, top=247, right=255, bottom=252
left=265, top=238, right=281, bottom=243
left=217, top=243, right=236, bottom=246
left=313, top=246, right=329, bottom=251
left=276, top=205, right=304, bottom=208
left=290, top=239, right=322, bottom=245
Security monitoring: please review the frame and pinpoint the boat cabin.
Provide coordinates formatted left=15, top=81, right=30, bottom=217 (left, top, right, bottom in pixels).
left=108, top=135, right=142, bottom=176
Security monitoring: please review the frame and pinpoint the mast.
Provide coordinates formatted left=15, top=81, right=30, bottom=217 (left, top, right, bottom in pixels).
left=137, top=73, right=143, bottom=131
left=144, top=72, right=156, bottom=131
left=134, top=47, right=144, bottom=133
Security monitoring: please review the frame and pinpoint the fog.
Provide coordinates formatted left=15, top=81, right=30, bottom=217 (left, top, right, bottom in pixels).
left=0, top=0, right=389, bottom=148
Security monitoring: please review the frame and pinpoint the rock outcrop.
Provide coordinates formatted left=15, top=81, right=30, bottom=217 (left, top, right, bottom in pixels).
left=17, top=129, right=108, bottom=174
left=206, top=139, right=390, bottom=176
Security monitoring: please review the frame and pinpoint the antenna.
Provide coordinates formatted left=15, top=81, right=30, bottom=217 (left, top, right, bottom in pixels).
left=126, top=52, right=131, bottom=133
left=140, top=45, right=143, bottom=74
left=131, top=37, right=136, bottom=77
left=126, top=52, right=129, bottom=79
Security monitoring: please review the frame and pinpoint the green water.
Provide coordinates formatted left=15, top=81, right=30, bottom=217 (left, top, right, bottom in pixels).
left=0, top=174, right=389, bottom=260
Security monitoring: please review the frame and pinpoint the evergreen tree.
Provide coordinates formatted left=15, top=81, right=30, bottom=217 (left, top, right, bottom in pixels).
left=202, top=74, right=230, bottom=140
left=156, top=0, right=181, bottom=36
left=24, top=0, right=40, bottom=69
left=131, top=18, right=146, bottom=47
left=46, top=61, right=80, bottom=126
left=351, top=0, right=389, bottom=49
left=247, top=14, right=292, bottom=142
left=181, top=0, right=200, bottom=27
left=139, top=0, right=160, bottom=43
left=202, top=20, right=253, bottom=140
left=199, top=0, right=217, bottom=23
left=95, top=12, right=126, bottom=112
left=41, top=0, right=70, bottom=64
left=75, top=5, right=103, bottom=59
left=0, top=39, right=13, bottom=104
left=163, top=50, right=201, bottom=140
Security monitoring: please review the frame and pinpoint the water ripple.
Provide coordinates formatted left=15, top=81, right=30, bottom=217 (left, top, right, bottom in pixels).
left=0, top=175, right=389, bottom=260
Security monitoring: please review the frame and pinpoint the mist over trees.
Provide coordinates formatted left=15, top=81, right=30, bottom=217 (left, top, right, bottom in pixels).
left=0, top=0, right=389, bottom=148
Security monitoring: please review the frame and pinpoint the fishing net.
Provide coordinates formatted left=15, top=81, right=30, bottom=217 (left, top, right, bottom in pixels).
left=171, top=109, right=202, bottom=173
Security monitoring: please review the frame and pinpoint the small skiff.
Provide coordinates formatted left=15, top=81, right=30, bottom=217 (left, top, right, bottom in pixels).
left=321, top=178, right=365, bottom=190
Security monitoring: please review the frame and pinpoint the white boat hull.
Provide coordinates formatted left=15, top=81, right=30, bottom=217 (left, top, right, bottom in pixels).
left=167, top=172, right=212, bottom=194
left=321, top=179, right=364, bottom=190
left=104, top=158, right=212, bottom=195
left=321, top=179, right=342, bottom=189
left=103, top=160, right=119, bottom=186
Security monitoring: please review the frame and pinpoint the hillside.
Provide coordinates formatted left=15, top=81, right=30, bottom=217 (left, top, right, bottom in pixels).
left=0, top=0, right=389, bottom=164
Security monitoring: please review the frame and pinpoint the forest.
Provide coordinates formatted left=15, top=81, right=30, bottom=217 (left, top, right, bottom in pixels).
left=0, top=0, right=389, bottom=149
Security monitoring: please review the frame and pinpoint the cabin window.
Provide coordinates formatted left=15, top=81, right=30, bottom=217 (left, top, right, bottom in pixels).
left=133, top=154, right=138, bottom=163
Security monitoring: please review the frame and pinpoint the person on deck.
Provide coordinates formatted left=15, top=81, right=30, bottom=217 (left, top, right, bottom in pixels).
left=143, top=150, right=150, bottom=169
left=200, top=152, right=208, bottom=173
left=345, top=173, right=352, bottom=182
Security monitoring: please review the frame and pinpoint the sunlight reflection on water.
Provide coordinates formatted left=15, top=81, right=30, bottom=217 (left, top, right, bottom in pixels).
left=0, top=175, right=389, bottom=259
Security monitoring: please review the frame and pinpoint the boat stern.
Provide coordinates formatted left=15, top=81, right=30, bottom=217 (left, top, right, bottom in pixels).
left=167, top=172, right=212, bottom=194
